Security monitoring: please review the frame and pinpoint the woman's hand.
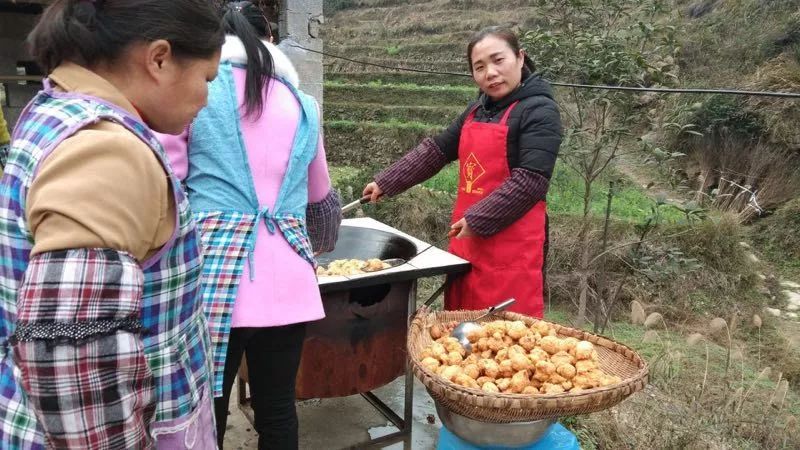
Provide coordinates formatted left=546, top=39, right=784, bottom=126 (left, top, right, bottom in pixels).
left=362, top=182, right=384, bottom=203
left=450, top=217, right=475, bottom=239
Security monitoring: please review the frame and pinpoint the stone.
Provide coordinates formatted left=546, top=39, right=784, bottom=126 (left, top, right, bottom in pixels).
left=764, top=307, right=781, bottom=317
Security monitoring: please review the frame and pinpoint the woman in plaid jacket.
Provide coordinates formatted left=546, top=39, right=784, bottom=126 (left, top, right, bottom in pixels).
left=0, top=1, right=225, bottom=448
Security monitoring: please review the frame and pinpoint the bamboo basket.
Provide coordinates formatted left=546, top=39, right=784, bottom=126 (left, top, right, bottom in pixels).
left=408, top=308, right=649, bottom=422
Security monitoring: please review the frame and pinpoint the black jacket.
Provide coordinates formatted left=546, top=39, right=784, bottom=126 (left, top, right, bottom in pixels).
left=432, top=72, right=562, bottom=178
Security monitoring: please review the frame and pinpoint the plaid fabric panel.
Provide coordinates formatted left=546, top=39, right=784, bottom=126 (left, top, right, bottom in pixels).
left=305, top=190, right=342, bottom=254
left=11, top=249, right=155, bottom=449
left=193, top=211, right=254, bottom=397
left=274, top=214, right=316, bottom=267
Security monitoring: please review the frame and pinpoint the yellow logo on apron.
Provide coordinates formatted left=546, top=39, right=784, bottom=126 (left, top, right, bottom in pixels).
left=462, top=152, right=486, bottom=194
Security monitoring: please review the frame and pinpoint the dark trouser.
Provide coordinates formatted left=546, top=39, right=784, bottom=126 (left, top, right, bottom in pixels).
left=214, top=323, right=307, bottom=450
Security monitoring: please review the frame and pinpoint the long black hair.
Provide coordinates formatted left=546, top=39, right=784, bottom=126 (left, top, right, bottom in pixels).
left=467, top=26, right=536, bottom=78
left=222, top=1, right=275, bottom=120
left=28, top=0, right=225, bottom=74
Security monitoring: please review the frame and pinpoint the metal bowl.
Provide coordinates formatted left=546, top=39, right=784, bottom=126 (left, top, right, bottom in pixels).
left=434, top=399, right=555, bottom=447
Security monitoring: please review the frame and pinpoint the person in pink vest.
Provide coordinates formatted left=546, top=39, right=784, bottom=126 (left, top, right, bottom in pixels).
left=158, top=2, right=341, bottom=448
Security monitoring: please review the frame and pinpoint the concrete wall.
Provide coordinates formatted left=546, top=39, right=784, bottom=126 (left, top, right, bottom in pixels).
left=278, top=0, right=324, bottom=107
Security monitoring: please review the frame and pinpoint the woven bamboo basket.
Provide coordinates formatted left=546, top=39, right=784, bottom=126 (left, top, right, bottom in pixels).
left=408, top=308, right=649, bottom=423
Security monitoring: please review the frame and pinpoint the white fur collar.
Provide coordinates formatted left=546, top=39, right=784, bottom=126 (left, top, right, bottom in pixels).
left=221, top=35, right=300, bottom=88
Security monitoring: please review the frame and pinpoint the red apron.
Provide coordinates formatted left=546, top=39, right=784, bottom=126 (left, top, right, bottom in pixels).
left=445, top=101, right=547, bottom=318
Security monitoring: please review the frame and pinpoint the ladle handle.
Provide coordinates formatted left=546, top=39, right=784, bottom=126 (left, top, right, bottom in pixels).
left=475, top=298, right=516, bottom=321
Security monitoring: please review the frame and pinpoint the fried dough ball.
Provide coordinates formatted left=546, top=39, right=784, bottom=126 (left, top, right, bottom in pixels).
left=430, top=324, right=444, bottom=340
left=528, top=348, right=549, bottom=365
left=498, top=359, right=515, bottom=378
left=488, top=338, right=506, bottom=353
left=447, top=351, right=463, bottom=366
left=575, top=359, right=596, bottom=374
left=482, top=382, right=500, bottom=393
left=511, top=370, right=531, bottom=393
left=532, top=321, right=551, bottom=336
left=463, top=364, right=481, bottom=380
left=495, top=378, right=512, bottom=391
left=522, top=386, right=539, bottom=395
left=574, top=341, right=595, bottom=360
left=503, top=336, right=515, bottom=346
left=476, top=337, right=491, bottom=352
left=495, top=348, right=509, bottom=362
left=476, top=376, right=495, bottom=386
left=455, top=373, right=480, bottom=389
left=479, top=359, right=500, bottom=379
left=548, top=373, right=568, bottom=385
left=556, top=363, right=577, bottom=380
left=467, top=327, right=488, bottom=343
left=542, top=383, right=565, bottom=394
left=511, top=354, right=531, bottom=372
left=560, top=337, right=579, bottom=354
left=561, top=380, right=573, bottom=391
left=421, top=357, right=440, bottom=372
left=507, top=321, right=529, bottom=340
left=518, top=334, right=539, bottom=351
left=440, top=337, right=466, bottom=357
left=550, top=351, right=575, bottom=367
left=538, top=336, right=561, bottom=355
left=440, top=365, right=463, bottom=382
left=481, top=350, right=494, bottom=359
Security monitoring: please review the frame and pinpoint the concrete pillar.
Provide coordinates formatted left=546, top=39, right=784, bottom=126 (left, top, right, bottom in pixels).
left=277, top=0, right=324, bottom=107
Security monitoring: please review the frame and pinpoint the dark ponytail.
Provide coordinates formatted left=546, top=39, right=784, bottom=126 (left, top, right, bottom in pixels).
left=467, top=26, right=536, bottom=78
left=28, top=0, right=225, bottom=74
left=222, top=1, right=275, bottom=120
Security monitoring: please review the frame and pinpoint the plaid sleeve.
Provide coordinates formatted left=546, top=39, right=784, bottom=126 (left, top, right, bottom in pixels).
left=10, top=249, right=156, bottom=450
left=306, top=189, right=342, bottom=253
left=374, top=138, right=449, bottom=197
left=464, top=168, right=549, bottom=237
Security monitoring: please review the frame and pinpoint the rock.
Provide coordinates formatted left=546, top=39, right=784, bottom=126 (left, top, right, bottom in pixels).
left=780, top=280, right=800, bottom=289
left=758, top=285, right=771, bottom=296
left=764, top=307, right=781, bottom=317
left=738, top=241, right=750, bottom=249
left=783, top=291, right=800, bottom=310
left=786, top=312, right=799, bottom=320
left=784, top=291, right=800, bottom=311
left=757, top=273, right=767, bottom=280
left=687, top=0, right=715, bottom=18
left=746, top=253, right=760, bottom=263
left=637, top=92, right=658, bottom=106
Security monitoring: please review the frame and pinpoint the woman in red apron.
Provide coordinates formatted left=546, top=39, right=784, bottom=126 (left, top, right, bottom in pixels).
left=363, top=27, right=561, bottom=318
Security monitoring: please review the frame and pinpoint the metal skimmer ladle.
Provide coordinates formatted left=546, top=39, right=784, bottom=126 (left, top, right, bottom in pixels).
left=451, top=298, right=516, bottom=352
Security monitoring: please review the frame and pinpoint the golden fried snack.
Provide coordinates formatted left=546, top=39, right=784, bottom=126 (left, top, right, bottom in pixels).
left=574, top=341, right=595, bottom=360
left=542, top=383, right=565, bottom=394
left=518, top=334, right=538, bottom=351
left=575, top=359, right=596, bottom=374
left=419, top=318, right=621, bottom=396
left=476, top=375, right=495, bottom=385
left=538, top=336, right=561, bottom=355
left=482, top=382, right=500, bottom=393
left=421, top=357, right=440, bottom=372
left=511, top=370, right=531, bottom=393
left=463, top=364, right=481, bottom=380
left=479, top=359, right=500, bottom=379
left=556, top=363, right=577, bottom=380
left=440, top=365, right=463, bottom=382
left=523, top=386, right=539, bottom=395
left=550, top=351, right=574, bottom=367
left=506, top=321, right=529, bottom=340
left=495, top=378, right=512, bottom=391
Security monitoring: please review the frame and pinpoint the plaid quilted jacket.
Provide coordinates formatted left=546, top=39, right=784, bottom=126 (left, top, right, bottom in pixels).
left=0, top=83, right=212, bottom=448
